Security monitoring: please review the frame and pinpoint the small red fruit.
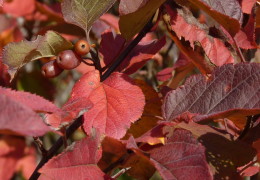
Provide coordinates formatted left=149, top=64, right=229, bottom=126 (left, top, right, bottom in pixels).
left=41, top=60, right=63, bottom=78
left=74, top=40, right=90, bottom=56
left=56, top=50, right=82, bottom=70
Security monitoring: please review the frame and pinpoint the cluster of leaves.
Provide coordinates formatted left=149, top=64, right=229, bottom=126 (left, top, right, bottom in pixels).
left=0, top=0, right=259, bottom=179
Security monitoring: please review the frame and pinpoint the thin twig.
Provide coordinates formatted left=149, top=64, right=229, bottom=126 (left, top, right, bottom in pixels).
left=33, top=137, right=47, bottom=156
left=103, top=150, right=133, bottom=173
left=29, top=116, right=84, bottom=180
left=237, top=160, right=258, bottom=174
left=232, top=36, right=246, bottom=62
left=111, top=167, right=131, bottom=179
left=82, top=59, right=94, bottom=66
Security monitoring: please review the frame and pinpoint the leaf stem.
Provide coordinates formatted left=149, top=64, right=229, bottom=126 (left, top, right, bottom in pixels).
left=29, top=116, right=84, bottom=180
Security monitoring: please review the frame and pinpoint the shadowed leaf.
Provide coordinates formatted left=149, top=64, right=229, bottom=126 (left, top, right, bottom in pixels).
left=61, top=0, right=116, bottom=38
left=163, top=63, right=260, bottom=126
left=150, top=128, right=213, bottom=180
left=119, top=0, right=165, bottom=40
left=176, top=122, right=256, bottom=179
left=100, top=30, right=165, bottom=74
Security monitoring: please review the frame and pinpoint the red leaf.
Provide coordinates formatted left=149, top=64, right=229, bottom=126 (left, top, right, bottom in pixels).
left=156, top=53, right=192, bottom=82
left=15, top=146, right=36, bottom=179
left=149, top=128, right=213, bottom=180
left=39, top=130, right=104, bottom=180
left=2, top=0, right=35, bottom=17
left=100, top=30, right=166, bottom=74
left=119, top=0, right=150, bottom=15
left=142, top=122, right=256, bottom=178
left=71, top=70, right=145, bottom=139
left=253, top=139, right=260, bottom=161
left=156, top=67, right=174, bottom=82
left=100, top=14, right=119, bottom=31
left=0, top=87, right=59, bottom=113
left=165, top=6, right=234, bottom=66
left=237, top=161, right=259, bottom=177
left=163, top=63, right=260, bottom=124
left=241, top=0, right=257, bottom=14
left=45, top=97, right=93, bottom=129
left=233, top=30, right=257, bottom=49
left=222, top=13, right=257, bottom=50
left=0, top=136, right=26, bottom=180
left=176, top=122, right=256, bottom=178
left=176, top=0, right=242, bottom=36
left=99, top=30, right=126, bottom=67
left=92, top=14, right=119, bottom=39
left=0, top=57, right=10, bottom=86
left=243, top=13, right=258, bottom=47
left=0, top=87, right=53, bottom=136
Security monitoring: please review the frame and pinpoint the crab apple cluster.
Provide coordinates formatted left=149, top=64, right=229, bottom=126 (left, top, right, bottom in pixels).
left=41, top=40, right=91, bottom=78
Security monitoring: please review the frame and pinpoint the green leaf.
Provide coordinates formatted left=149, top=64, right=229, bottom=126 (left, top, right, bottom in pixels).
left=61, top=0, right=117, bottom=39
left=119, top=0, right=165, bottom=40
left=3, top=31, right=73, bottom=80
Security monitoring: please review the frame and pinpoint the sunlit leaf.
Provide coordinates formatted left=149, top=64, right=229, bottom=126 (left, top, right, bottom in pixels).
left=71, top=70, right=145, bottom=139
left=3, top=31, right=73, bottom=80
left=175, top=0, right=242, bottom=36
left=0, top=87, right=55, bottom=136
left=39, top=130, right=104, bottom=180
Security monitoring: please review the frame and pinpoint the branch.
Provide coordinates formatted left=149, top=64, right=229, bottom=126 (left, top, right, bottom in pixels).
left=29, top=116, right=84, bottom=180
left=100, top=16, right=154, bottom=82
left=231, top=36, right=246, bottom=62
left=29, top=16, right=155, bottom=180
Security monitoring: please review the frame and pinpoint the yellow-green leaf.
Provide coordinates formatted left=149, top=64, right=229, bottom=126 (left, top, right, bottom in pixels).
left=3, top=31, right=73, bottom=80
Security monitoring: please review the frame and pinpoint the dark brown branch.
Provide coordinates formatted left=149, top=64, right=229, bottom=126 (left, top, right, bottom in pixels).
left=100, top=17, right=154, bottom=82
left=29, top=116, right=84, bottom=180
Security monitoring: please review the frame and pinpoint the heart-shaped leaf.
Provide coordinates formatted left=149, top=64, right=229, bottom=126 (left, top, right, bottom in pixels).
left=71, top=70, right=145, bottom=139
left=61, top=0, right=117, bottom=39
